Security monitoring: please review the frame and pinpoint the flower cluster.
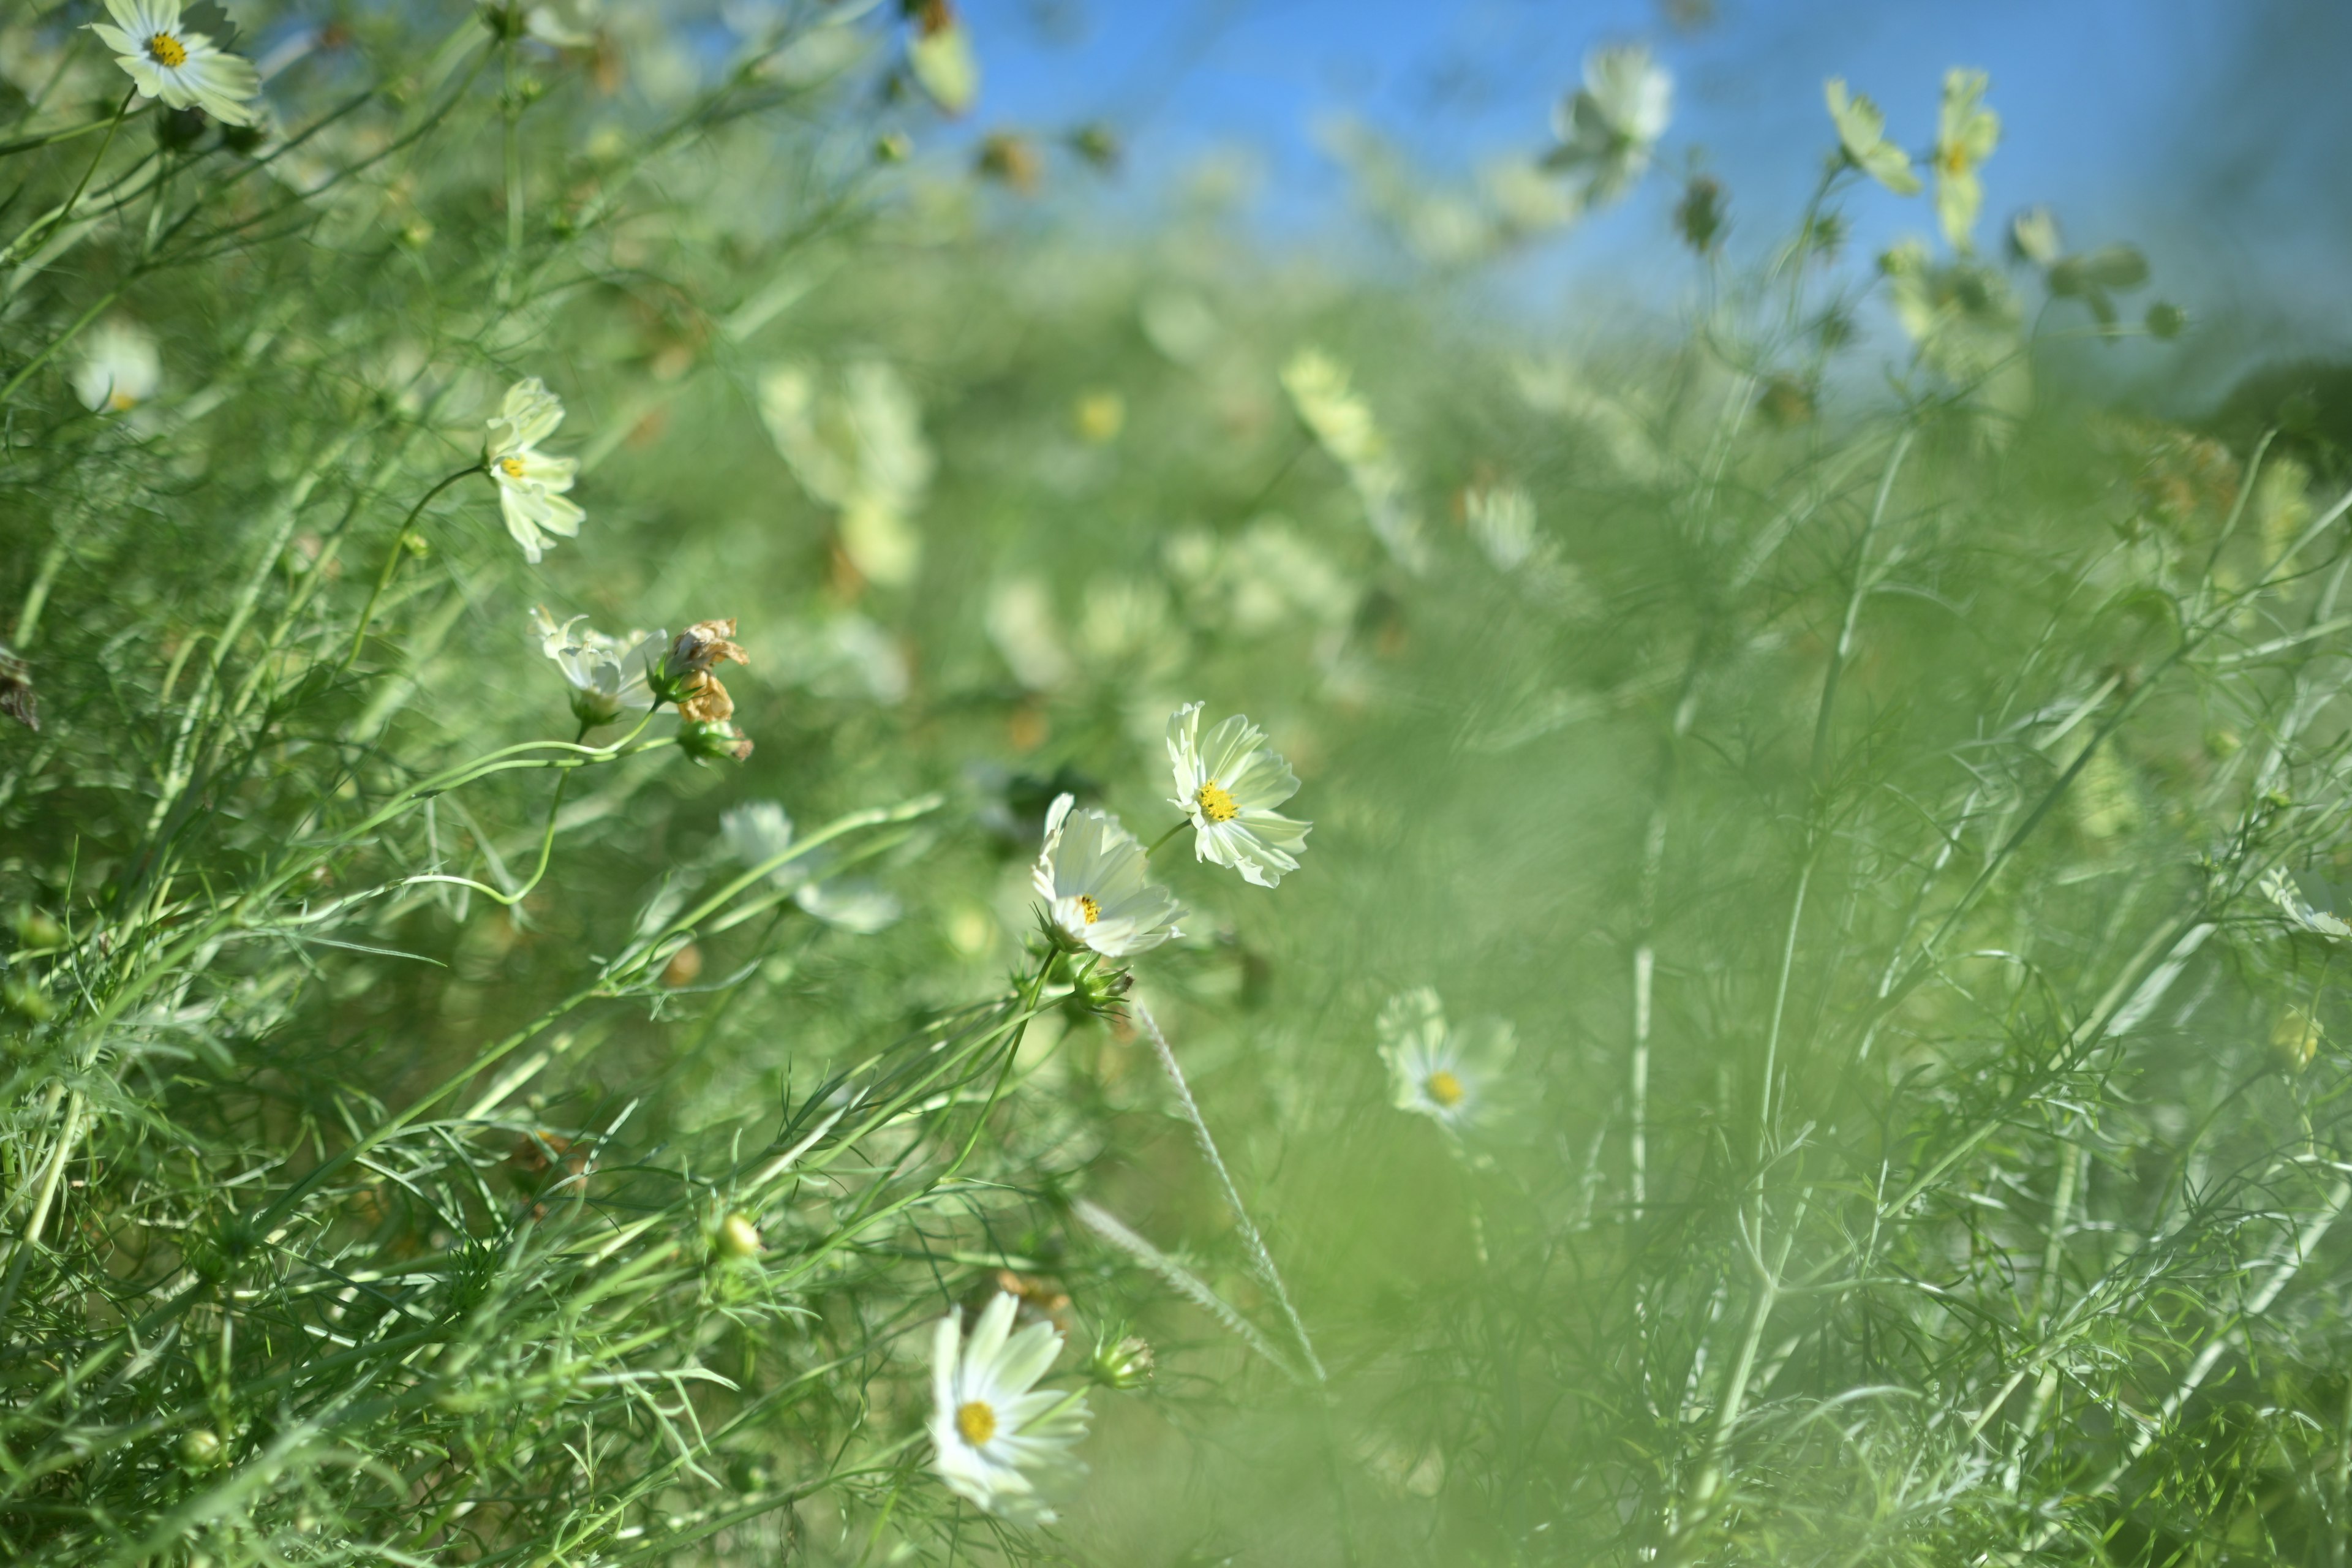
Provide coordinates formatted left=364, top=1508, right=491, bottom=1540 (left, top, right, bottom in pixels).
left=532, top=610, right=754, bottom=761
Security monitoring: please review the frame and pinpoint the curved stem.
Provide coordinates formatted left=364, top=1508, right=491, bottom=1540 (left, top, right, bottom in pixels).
left=0, top=88, right=135, bottom=274
left=1145, top=819, right=1188, bottom=859
left=340, top=464, right=484, bottom=671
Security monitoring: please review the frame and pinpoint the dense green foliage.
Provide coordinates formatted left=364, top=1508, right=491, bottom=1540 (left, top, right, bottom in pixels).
left=6, top=3, right=2352, bottom=1564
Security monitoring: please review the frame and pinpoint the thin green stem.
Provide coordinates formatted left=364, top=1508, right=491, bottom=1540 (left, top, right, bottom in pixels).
left=341, top=464, right=483, bottom=671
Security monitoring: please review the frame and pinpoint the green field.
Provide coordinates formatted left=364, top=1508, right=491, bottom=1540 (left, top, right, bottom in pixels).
left=4, top=5, right=2350, bottom=1564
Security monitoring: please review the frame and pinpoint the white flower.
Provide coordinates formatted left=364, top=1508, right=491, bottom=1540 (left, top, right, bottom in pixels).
left=722, top=801, right=903, bottom=934
left=1031, top=793, right=1182, bottom=959
left=1465, top=483, right=1540, bottom=572
left=931, top=1292, right=1090, bottom=1526
left=1824, top=77, right=1920, bottom=196
left=89, top=0, right=262, bottom=126
left=1377, top=987, right=1518, bottom=1133
left=1166, top=703, right=1311, bottom=889
left=532, top=607, right=660, bottom=725
left=72, top=319, right=161, bottom=413
left=485, top=378, right=584, bottom=564
left=1548, top=45, right=1671, bottom=205
left=1933, top=67, right=2000, bottom=251
left=2261, top=867, right=2351, bottom=939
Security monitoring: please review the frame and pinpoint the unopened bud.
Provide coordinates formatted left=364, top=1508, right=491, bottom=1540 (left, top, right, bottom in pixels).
left=677, top=719, right=753, bottom=764
left=1090, top=1332, right=1154, bottom=1390
left=178, top=1428, right=225, bottom=1469
left=717, top=1213, right=762, bottom=1259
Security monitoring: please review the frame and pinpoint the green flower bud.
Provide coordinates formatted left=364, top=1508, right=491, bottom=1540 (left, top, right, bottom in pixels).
left=178, top=1428, right=225, bottom=1469
left=715, top=1213, right=762, bottom=1259
left=1089, top=1331, right=1154, bottom=1390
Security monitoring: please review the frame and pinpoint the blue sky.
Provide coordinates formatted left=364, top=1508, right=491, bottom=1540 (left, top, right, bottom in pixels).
left=952, top=0, right=2350, bottom=371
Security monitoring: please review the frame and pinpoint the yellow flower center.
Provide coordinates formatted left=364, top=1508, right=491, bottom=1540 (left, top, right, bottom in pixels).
left=1077, top=894, right=1101, bottom=924
left=108, top=390, right=138, bottom=412
left=1940, top=145, right=1969, bottom=178
left=148, top=32, right=188, bottom=68
left=499, top=456, right=527, bottom=479
left=956, top=1400, right=997, bottom=1446
left=1425, top=1070, right=1466, bottom=1109
left=1196, top=782, right=1238, bottom=823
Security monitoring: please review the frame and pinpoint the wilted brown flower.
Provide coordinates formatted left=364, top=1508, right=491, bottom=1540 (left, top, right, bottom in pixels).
left=978, top=132, right=1043, bottom=195
left=666, top=618, right=748, bottom=682
left=676, top=672, right=735, bottom=725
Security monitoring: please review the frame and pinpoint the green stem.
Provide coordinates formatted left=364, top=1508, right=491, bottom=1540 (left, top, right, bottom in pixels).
left=1145, top=819, right=1189, bottom=858
left=0, top=87, right=135, bottom=274
left=339, top=464, right=483, bottom=671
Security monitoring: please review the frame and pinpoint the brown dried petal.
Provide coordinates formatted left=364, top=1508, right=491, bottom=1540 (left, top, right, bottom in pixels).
left=669, top=618, right=748, bottom=678
left=677, top=671, right=734, bottom=725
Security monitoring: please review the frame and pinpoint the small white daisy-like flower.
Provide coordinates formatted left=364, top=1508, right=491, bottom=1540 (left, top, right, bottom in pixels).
left=484, top=378, right=585, bottom=564
left=1031, top=793, right=1182, bottom=959
left=1824, top=77, right=1921, bottom=197
left=1166, top=703, right=1311, bottom=889
left=1933, top=67, right=2000, bottom=251
left=722, top=801, right=904, bottom=934
left=72, top=319, right=162, bottom=413
left=532, top=607, right=660, bottom=726
left=931, top=1292, right=1090, bottom=1526
left=2261, top=867, right=2351, bottom=940
left=1547, top=44, right=1672, bottom=205
left=1377, top=987, right=1518, bottom=1133
left=88, top=0, right=262, bottom=126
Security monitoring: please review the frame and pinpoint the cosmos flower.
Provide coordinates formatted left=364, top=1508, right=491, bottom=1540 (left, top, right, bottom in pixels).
left=532, top=607, right=660, bottom=726
left=2261, top=867, right=2351, bottom=940
left=1166, top=703, right=1312, bottom=889
left=73, top=320, right=162, bottom=413
left=1933, top=67, right=1999, bottom=251
left=1825, top=78, right=1920, bottom=196
left=931, top=1292, right=1090, bottom=1526
left=1031, top=793, right=1182, bottom=959
left=88, top=0, right=261, bottom=126
left=484, top=378, right=584, bottom=564
left=1547, top=45, right=1671, bottom=205
left=1376, top=987, right=1519, bottom=1135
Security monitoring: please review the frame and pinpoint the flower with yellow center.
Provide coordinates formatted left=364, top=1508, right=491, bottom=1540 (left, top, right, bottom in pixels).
left=1031, top=793, right=1182, bottom=959
left=1378, top=987, right=1519, bottom=1134
left=72, top=319, right=161, bottom=415
left=1932, top=67, right=1999, bottom=251
left=88, top=0, right=261, bottom=126
left=483, top=377, right=584, bottom=564
left=1165, top=702, right=1312, bottom=888
left=930, top=1291, right=1090, bottom=1526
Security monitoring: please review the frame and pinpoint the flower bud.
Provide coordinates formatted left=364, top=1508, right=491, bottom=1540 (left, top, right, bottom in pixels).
left=570, top=685, right=624, bottom=726
left=1089, top=1332, right=1154, bottom=1390
left=178, top=1428, right=225, bottom=1469
left=716, top=1212, right=762, bottom=1259
left=678, top=719, right=754, bottom=764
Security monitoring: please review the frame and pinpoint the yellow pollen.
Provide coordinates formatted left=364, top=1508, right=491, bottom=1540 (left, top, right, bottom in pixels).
left=499, top=456, right=527, bottom=478
left=1077, top=894, right=1101, bottom=924
left=1425, top=1070, right=1465, bottom=1109
left=108, top=390, right=138, bottom=412
left=148, top=32, right=188, bottom=68
left=1196, top=782, right=1238, bottom=823
left=955, top=1400, right=997, bottom=1446
left=1940, top=146, right=1969, bottom=178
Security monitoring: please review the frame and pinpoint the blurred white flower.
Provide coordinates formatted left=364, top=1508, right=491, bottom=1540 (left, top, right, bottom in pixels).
left=2261, top=867, right=2351, bottom=940
left=758, top=359, right=933, bottom=588
left=1377, top=987, right=1519, bottom=1134
left=73, top=320, right=160, bottom=413
left=1933, top=67, right=1999, bottom=251
left=2010, top=206, right=2062, bottom=267
left=88, top=0, right=260, bottom=126
left=532, top=607, right=661, bottom=726
left=485, top=378, right=584, bottom=564
left=1824, top=78, right=1920, bottom=196
left=1281, top=349, right=1426, bottom=572
left=723, top=801, right=903, bottom=933
left=722, top=801, right=797, bottom=882
left=1031, top=793, right=1182, bottom=959
left=1547, top=45, right=1671, bottom=205
left=1880, top=238, right=2029, bottom=424
left=1166, top=703, right=1312, bottom=889
left=1464, top=483, right=1540, bottom=572
left=986, top=577, right=1074, bottom=692
left=931, top=1292, right=1089, bottom=1526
